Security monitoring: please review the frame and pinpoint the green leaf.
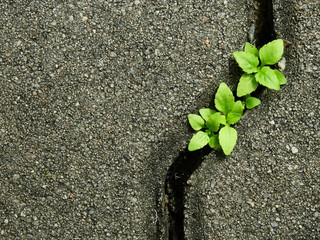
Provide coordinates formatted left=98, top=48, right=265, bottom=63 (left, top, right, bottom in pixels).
left=227, top=100, right=244, bottom=125
left=233, top=51, right=259, bottom=73
left=188, top=131, right=209, bottom=151
left=199, top=108, right=216, bottom=121
left=219, top=125, right=237, bottom=155
left=208, top=134, right=221, bottom=150
left=188, top=114, right=205, bottom=131
left=244, top=42, right=259, bottom=58
left=259, top=39, right=284, bottom=66
left=236, top=74, right=259, bottom=97
left=214, top=83, right=235, bottom=116
left=246, top=97, right=261, bottom=109
left=273, top=69, right=287, bottom=85
left=255, top=66, right=280, bottom=90
left=206, top=112, right=225, bottom=132
left=220, top=115, right=227, bottom=125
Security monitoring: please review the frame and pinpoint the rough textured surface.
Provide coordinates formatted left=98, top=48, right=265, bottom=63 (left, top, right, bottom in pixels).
left=0, top=1, right=250, bottom=239
left=185, top=0, right=320, bottom=239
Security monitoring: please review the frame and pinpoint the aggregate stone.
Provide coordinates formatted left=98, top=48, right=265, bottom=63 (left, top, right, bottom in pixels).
left=185, top=0, right=320, bottom=239
left=0, top=0, right=251, bottom=239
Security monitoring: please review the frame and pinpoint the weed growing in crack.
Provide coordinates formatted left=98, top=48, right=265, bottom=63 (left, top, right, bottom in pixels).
left=188, top=39, right=287, bottom=155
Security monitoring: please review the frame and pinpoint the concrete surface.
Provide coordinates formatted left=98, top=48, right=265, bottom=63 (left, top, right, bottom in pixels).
left=1, top=0, right=318, bottom=239
left=185, top=0, right=320, bottom=239
left=0, top=0, right=250, bottom=239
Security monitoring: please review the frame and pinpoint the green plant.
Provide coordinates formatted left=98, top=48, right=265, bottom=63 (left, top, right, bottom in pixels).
left=188, top=39, right=287, bottom=155
left=188, top=83, right=242, bottom=155
left=234, top=39, right=287, bottom=98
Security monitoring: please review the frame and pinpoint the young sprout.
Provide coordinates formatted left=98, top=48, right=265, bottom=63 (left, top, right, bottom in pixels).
left=188, top=39, right=287, bottom=155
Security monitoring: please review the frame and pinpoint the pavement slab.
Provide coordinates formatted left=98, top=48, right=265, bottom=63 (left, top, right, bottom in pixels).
left=185, top=0, right=320, bottom=239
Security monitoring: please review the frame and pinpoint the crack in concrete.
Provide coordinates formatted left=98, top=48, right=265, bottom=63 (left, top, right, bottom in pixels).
left=254, top=0, right=276, bottom=48
left=165, top=146, right=214, bottom=240
left=164, top=1, right=276, bottom=239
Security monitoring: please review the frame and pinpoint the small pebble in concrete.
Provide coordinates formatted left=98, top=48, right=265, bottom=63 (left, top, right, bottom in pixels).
left=12, top=174, right=20, bottom=181
left=291, top=146, right=299, bottom=154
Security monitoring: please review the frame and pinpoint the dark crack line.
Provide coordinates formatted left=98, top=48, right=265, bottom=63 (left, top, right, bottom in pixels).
left=254, top=0, right=276, bottom=48
left=164, top=146, right=215, bottom=240
left=164, top=1, right=276, bottom=239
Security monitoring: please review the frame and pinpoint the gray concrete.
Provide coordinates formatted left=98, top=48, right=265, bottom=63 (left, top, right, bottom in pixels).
left=2, top=0, right=318, bottom=239
left=185, top=0, right=320, bottom=239
left=0, top=0, right=251, bottom=239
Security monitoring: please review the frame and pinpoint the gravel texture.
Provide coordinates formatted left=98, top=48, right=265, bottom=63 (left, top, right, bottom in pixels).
left=185, top=0, right=320, bottom=239
left=0, top=0, right=251, bottom=239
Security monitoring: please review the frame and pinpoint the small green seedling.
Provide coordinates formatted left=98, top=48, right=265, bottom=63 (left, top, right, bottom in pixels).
left=188, top=39, right=287, bottom=155
left=188, top=83, right=243, bottom=155
left=233, top=39, right=286, bottom=98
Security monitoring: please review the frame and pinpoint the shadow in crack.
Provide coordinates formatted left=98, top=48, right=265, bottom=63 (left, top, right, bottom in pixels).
left=164, top=146, right=226, bottom=240
left=254, top=0, right=276, bottom=48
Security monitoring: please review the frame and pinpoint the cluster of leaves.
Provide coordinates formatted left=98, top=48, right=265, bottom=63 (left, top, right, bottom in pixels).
left=188, top=83, right=243, bottom=155
left=234, top=39, right=287, bottom=97
left=188, top=39, right=287, bottom=155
